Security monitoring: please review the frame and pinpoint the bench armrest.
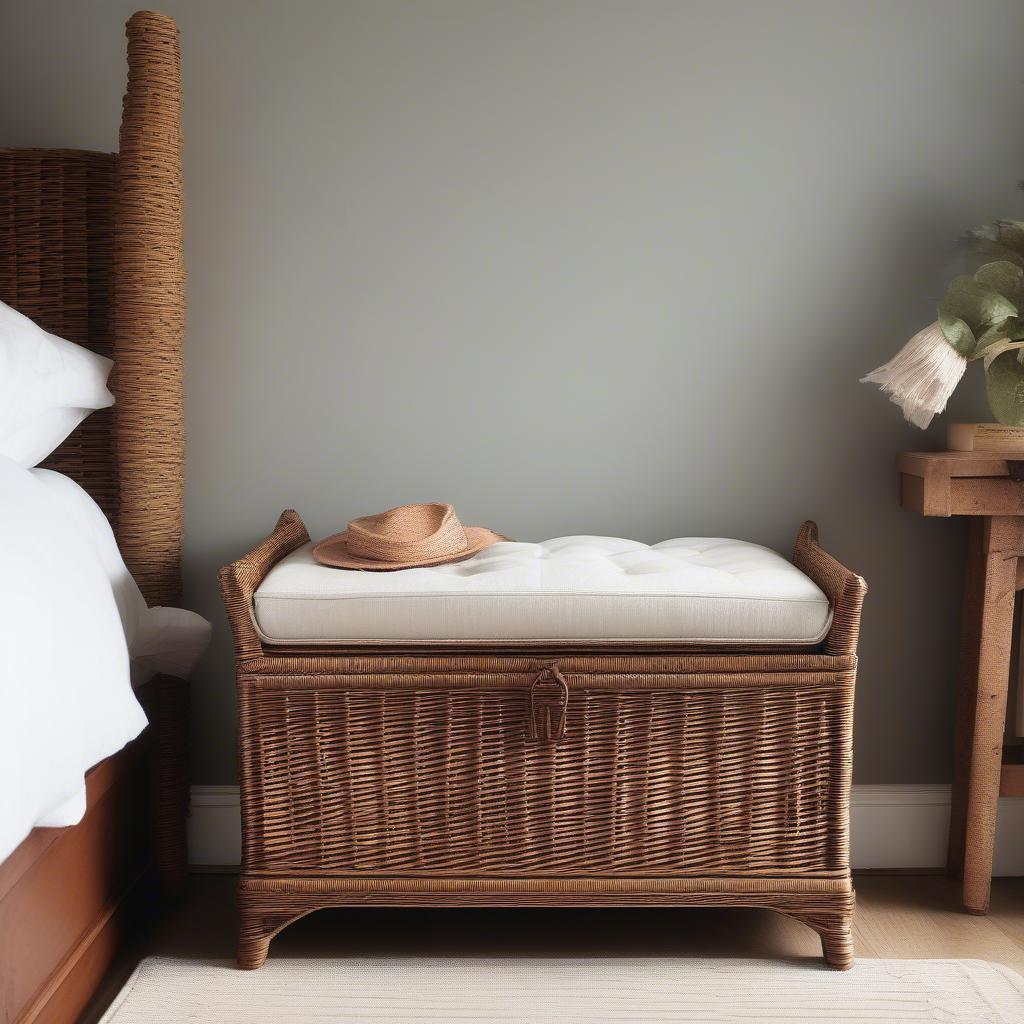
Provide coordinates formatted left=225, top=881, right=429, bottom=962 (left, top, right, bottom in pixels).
left=793, top=521, right=867, bottom=658
left=219, top=509, right=310, bottom=661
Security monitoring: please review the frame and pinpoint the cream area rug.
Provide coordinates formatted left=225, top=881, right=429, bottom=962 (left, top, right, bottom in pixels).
left=100, top=957, right=1024, bottom=1023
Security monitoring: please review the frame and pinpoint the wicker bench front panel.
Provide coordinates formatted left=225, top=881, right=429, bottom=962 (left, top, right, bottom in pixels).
left=239, top=672, right=853, bottom=878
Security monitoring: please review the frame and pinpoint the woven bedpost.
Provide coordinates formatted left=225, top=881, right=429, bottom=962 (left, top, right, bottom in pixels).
left=113, top=11, right=185, bottom=607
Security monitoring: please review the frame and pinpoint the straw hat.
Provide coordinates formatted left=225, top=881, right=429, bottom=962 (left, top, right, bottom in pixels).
left=313, top=502, right=505, bottom=571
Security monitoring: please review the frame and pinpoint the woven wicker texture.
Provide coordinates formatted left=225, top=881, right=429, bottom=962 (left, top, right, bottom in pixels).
left=239, top=674, right=853, bottom=877
left=0, top=148, right=118, bottom=517
left=235, top=881, right=855, bottom=971
left=222, top=512, right=864, bottom=969
left=147, top=674, right=190, bottom=894
left=113, top=11, right=186, bottom=607
left=794, top=522, right=867, bottom=658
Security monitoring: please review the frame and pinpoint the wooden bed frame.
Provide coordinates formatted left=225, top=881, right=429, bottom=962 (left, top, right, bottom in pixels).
left=0, top=13, right=188, bottom=1024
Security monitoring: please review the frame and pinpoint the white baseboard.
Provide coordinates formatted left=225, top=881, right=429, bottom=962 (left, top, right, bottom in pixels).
left=188, top=784, right=1024, bottom=874
left=189, top=786, right=242, bottom=867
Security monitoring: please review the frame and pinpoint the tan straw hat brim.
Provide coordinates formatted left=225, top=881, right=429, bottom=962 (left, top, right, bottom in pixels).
left=313, top=526, right=506, bottom=571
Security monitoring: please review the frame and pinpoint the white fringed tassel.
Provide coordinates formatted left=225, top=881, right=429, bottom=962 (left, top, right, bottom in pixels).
left=861, top=320, right=967, bottom=429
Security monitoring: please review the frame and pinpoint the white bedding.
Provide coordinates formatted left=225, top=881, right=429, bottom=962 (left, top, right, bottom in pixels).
left=0, top=456, right=210, bottom=862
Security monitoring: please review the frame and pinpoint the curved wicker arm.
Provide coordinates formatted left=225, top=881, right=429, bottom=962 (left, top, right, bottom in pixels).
left=793, top=521, right=867, bottom=658
left=219, top=510, right=310, bottom=661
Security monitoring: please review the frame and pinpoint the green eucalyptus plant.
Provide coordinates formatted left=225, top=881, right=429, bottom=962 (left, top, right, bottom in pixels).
left=863, top=218, right=1024, bottom=428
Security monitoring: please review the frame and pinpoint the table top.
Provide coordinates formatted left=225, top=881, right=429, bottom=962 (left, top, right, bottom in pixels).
left=899, top=451, right=1024, bottom=517
left=899, top=451, right=1022, bottom=479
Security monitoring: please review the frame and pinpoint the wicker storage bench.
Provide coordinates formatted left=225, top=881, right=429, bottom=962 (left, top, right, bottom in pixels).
left=221, top=512, right=866, bottom=970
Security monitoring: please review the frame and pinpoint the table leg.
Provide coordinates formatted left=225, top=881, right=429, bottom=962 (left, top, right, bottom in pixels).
left=948, top=518, right=983, bottom=878
left=961, top=516, right=1022, bottom=914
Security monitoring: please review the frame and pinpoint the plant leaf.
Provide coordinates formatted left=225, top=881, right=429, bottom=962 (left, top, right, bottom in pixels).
left=938, top=312, right=976, bottom=357
left=986, top=350, right=1024, bottom=424
left=974, top=261, right=1024, bottom=304
left=939, top=275, right=1018, bottom=330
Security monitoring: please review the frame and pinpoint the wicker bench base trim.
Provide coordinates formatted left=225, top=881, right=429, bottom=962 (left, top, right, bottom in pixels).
left=236, top=876, right=855, bottom=971
left=240, top=876, right=853, bottom=894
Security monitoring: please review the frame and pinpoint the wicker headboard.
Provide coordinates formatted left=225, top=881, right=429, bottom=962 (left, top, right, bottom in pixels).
left=0, top=12, right=184, bottom=607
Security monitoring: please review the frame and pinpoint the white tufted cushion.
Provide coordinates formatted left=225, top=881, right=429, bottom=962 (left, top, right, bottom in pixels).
left=253, top=536, right=831, bottom=646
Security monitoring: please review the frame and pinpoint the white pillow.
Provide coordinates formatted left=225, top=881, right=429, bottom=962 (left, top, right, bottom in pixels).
left=0, top=300, right=114, bottom=467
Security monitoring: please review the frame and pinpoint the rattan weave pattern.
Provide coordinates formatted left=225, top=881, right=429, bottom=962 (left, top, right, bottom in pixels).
left=223, top=512, right=865, bottom=970
left=0, top=148, right=118, bottom=518
left=794, top=521, right=865, bottom=658
left=241, top=677, right=853, bottom=877
left=114, top=12, right=186, bottom=608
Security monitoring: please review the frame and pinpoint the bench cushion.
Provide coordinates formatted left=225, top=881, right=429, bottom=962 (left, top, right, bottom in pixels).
left=253, top=536, right=831, bottom=646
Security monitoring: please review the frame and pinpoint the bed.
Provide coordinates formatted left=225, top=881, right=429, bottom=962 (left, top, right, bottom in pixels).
left=0, top=13, right=196, bottom=1024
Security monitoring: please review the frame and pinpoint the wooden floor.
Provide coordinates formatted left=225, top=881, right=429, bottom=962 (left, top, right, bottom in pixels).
left=82, top=873, right=1024, bottom=1022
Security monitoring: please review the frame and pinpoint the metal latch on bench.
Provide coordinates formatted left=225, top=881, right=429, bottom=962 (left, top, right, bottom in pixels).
left=526, top=665, right=569, bottom=742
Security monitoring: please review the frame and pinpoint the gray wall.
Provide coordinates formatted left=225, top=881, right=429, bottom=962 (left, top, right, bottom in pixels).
left=3, top=0, right=1024, bottom=785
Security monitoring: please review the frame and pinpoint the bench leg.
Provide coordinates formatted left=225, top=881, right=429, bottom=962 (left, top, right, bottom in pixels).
left=237, top=920, right=272, bottom=971
left=785, top=910, right=854, bottom=970
left=819, top=919, right=854, bottom=970
left=237, top=887, right=310, bottom=969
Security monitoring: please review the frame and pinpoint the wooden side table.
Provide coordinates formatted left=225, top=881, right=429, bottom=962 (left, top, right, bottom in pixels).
left=900, top=451, right=1024, bottom=914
